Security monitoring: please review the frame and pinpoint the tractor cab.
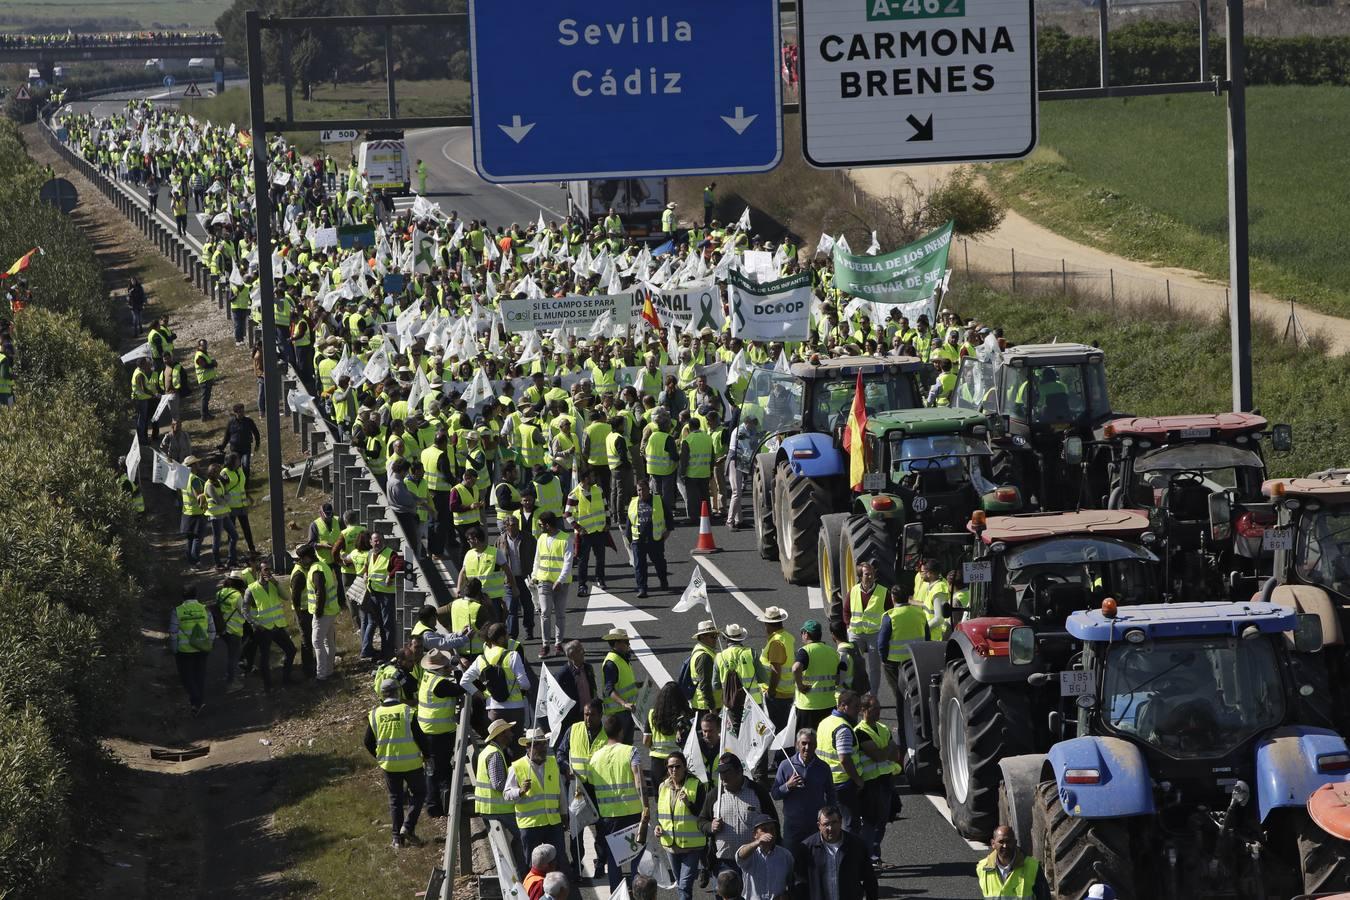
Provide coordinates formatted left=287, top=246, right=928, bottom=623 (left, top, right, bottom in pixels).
left=1099, top=413, right=1291, bottom=599
left=1266, top=471, right=1350, bottom=609
left=967, top=509, right=1161, bottom=633
left=954, top=343, right=1113, bottom=511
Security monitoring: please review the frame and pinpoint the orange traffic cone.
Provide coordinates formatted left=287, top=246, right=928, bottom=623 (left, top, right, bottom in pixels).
left=692, top=500, right=721, bottom=555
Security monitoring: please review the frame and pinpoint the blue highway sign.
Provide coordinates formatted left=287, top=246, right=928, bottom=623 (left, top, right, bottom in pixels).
left=468, top=0, right=784, bottom=183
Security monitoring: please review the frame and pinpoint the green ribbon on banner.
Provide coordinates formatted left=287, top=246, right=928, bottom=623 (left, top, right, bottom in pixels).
left=831, top=221, right=955, bottom=303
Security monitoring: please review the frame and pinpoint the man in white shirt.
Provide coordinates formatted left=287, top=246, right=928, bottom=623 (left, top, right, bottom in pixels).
left=459, top=623, right=533, bottom=730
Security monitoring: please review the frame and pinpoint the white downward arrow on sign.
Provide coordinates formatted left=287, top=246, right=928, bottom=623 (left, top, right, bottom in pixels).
left=583, top=589, right=673, bottom=686
left=498, top=115, right=536, bottom=144
left=720, top=107, right=757, bottom=135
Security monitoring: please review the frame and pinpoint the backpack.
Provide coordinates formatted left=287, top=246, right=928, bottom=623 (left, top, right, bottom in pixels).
left=482, top=650, right=512, bottom=701
left=187, top=620, right=213, bottom=653
left=676, top=654, right=696, bottom=702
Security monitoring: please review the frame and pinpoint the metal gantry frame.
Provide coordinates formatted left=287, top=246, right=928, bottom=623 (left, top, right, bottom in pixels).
left=244, top=2, right=1256, bottom=568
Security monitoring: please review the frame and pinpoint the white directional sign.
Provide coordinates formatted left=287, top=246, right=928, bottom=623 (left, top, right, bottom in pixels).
left=320, top=129, right=359, bottom=144
left=798, top=0, right=1037, bottom=167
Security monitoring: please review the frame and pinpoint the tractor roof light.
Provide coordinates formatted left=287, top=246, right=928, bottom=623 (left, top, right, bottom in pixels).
left=871, top=496, right=895, bottom=511
left=971, top=510, right=987, bottom=528
left=1270, top=481, right=1287, bottom=497
left=1103, top=423, right=1116, bottom=439
left=809, top=354, right=821, bottom=366
left=994, top=487, right=1019, bottom=503
left=1101, top=598, right=1119, bottom=619
left=1124, top=629, right=1146, bottom=644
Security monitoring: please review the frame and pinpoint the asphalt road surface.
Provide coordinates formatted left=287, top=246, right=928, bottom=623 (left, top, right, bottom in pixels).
left=64, top=84, right=985, bottom=899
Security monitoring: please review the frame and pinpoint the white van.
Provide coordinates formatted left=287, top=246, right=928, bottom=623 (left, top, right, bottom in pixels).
left=357, top=138, right=409, bottom=194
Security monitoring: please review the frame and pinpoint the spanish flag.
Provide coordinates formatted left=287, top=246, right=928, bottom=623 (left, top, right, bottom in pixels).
left=843, top=370, right=868, bottom=491
left=0, top=248, right=38, bottom=280
left=641, top=294, right=662, bottom=330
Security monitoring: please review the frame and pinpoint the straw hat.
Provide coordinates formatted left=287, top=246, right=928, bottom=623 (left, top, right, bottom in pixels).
left=421, top=649, right=455, bottom=672
left=484, top=718, right=516, bottom=742
left=723, top=623, right=748, bottom=643
left=693, top=620, right=719, bottom=639
left=603, top=628, right=631, bottom=642
left=182, top=455, right=201, bottom=466
left=757, top=606, right=789, bottom=624
left=518, top=726, right=550, bottom=746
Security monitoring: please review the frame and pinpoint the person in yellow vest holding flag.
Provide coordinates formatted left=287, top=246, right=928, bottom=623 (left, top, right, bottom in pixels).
left=589, top=713, right=648, bottom=891
left=845, top=561, right=886, bottom=703
left=654, top=749, right=707, bottom=900
left=977, top=826, right=1050, bottom=899
left=170, top=587, right=215, bottom=715
left=505, top=727, right=570, bottom=879
left=715, top=623, right=761, bottom=727
left=689, top=620, right=722, bottom=714
left=364, top=677, right=430, bottom=849
left=678, top=418, right=713, bottom=526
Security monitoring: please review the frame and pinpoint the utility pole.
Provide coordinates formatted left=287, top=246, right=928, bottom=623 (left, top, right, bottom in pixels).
left=245, top=9, right=289, bottom=572
left=1225, top=0, right=1253, bottom=412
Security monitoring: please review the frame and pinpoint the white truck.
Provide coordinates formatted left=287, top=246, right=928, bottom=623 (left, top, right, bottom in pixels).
left=357, top=131, right=410, bottom=194
left=566, top=178, right=668, bottom=237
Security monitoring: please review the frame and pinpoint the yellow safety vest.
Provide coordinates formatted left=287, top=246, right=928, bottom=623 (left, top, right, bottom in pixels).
left=450, top=598, right=484, bottom=657
left=645, top=431, right=676, bottom=476
left=518, top=422, right=545, bottom=468
left=690, top=643, right=722, bottom=711
left=369, top=703, right=422, bottom=773
left=682, top=430, right=713, bottom=479
left=475, top=743, right=514, bottom=815
left=483, top=645, right=524, bottom=704
left=589, top=743, right=642, bottom=817
left=175, top=600, right=211, bottom=653
left=585, top=421, right=612, bottom=466
left=817, top=713, right=859, bottom=785
left=606, top=431, right=628, bottom=470
left=796, top=642, right=840, bottom=711
left=217, top=588, right=245, bottom=638
left=494, top=481, right=521, bottom=526
left=884, top=605, right=928, bottom=663
left=421, top=446, right=449, bottom=492
left=463, top=546, right=505, bottom=600
left=418, top=669, right=459, bottom=735
left=760, top=629, right=797, bottom=700
left=855, top=720, right=900, bottom=781
left=848, top=584, right=886, bottom=635
left=533, top=531, right=571, bottom=584
left=976, top=852, right=1041, bottom=898
left=367, top=546, right=396, bottom=594
left=180, top=474, right=205, bottom=517
left=246, top=579, right=288, bottom=631
left=510, top=756, right=563, bottom=828
left=307, top=559, right=341, bottom=616
left=572, top=484, right=607, bottom=534
left=569, top=721, right=607, bottom=783
left=312, top=515, right=342, bottom=564
left=716, top=645, right=762, bottom=703
left=452, top=482, right=481, bottom=525
left=627, top=495, right=668, bottom=542
left=603, top=650, right=639, bottom=717
left=657, top=780, right=707, bottom=850
left=647, top=708, right=680, bottom=759
left=534, top=476, right=564, bottom=518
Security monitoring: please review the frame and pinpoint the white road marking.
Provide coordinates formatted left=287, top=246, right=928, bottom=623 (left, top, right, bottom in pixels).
left=582, top=589, right=672, bottom=686
left=807, top=586, right=824, bottom=609
left=696, top=556, right=765, bottom=620
left=436, top=132, right=567, bottom=219
left=921, top=790, right=991, bottom=853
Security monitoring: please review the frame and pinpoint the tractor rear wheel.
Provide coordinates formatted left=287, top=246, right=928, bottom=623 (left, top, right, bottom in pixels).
left=775, top=466, right=832, bottom=584
left=841, top=513, right=898, bottom=604
left=1298, top=812, right=1350, bottom=895
left=1031, top=780, right=1136, bottom=900
left=753, top=454, right=778, bottom=561
left=938, top=658, right=1035, bottom=841
left=818, top=513, right=848, bottom=616
left=899, top=658, right=941, bottom=791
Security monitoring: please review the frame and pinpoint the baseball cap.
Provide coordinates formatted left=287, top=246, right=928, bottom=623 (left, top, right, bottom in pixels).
left=801, top=619, right=823, bottom=638
left=1087, top=886, right=1116, bottom=900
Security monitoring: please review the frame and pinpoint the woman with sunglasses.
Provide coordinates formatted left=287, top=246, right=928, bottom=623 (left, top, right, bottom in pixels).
left=654, top=750, right=707, bottom=900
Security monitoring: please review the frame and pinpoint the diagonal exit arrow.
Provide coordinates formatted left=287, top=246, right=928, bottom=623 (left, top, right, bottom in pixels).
left=582, top=589, right=673, bottom=686
left=498, top=115, right=536, bottom=144
left=906, top=114, right=934, bottom=142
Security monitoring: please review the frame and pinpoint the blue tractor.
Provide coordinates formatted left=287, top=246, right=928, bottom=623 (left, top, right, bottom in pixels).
left=996, top=601, right=1350, bottom=899
left=740, top=355, right=929, bottom=583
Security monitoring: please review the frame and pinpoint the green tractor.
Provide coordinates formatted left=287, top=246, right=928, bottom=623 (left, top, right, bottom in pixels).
left=814, top=407, right=1023, bottom=623
left=741, top=355, right=930, bottom=584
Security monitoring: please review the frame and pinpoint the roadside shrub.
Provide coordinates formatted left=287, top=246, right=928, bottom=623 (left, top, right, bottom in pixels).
left=0, top=701, right=71, bottom=898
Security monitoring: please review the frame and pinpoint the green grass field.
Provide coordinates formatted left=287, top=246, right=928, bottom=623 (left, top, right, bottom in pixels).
left=0, top=0, right=227, bottom=31
left=985, top=86, right=1350, bottom=318
left=183, top=80, right=471, bottom=156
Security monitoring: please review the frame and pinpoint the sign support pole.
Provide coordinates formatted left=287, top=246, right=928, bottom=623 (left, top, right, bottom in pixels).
left=1225, top=0, right=1253, bottom=413
left=246, top=9, right=290, bottom=572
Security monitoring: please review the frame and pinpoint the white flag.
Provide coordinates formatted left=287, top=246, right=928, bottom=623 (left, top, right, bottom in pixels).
left=739, top=695, right=776, bottom=769
left=775, top=350, right=792, bottom=374
left=536, top=211, right=547, bottom=234
left=866, top=231, right=881, bottom=256
left=728, top=349, right=751, bottom=386
left=542, top=664, right=576, bottom=733
left=125, top=434, right=142, bottom=484
left=152, top=393, right=175, bottom=425
left=683, top=723, right=708, bottom=784
left=666, top=324, right=680, bottom=361
left=151, top=450, right=171, bottom=486
left=815, top=233, right=836, bottom=256
left=407, top=368, right=430, bottom=414
left=673, top=564, right=711, bottom=614
left=362, top=344, right=391, bottom=385
left=462, top=367, right=494, bottom=409
left=735, top=206, right=751, bottom=232
left=771, top=705, right=798, bottom=753
left=121, top=343, right=153, bottom=364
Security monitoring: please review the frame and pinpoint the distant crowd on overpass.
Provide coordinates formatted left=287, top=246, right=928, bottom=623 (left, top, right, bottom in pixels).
left=0, top=31, right=222, bottom=49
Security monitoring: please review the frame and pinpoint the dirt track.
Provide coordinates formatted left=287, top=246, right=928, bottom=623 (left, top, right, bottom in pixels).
left=849, top=164, right=1350, bottom=355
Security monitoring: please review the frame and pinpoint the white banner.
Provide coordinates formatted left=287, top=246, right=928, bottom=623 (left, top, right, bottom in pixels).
left=314, top=226, right=338, bottom=249
left=345, top=574, right=367, bottom=607
left=727, top=270, right=813, bottom=342
left=121, top=343, right=153, bottom=363
left=631, top=280, right=723, bottom=331
left=500, top=293, right=632, bottom=333
left=152, top=393, right=176, bottom=425
left=605, top=822, right=645, bottom=867
left=125, top=434, right=141, bottom=483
